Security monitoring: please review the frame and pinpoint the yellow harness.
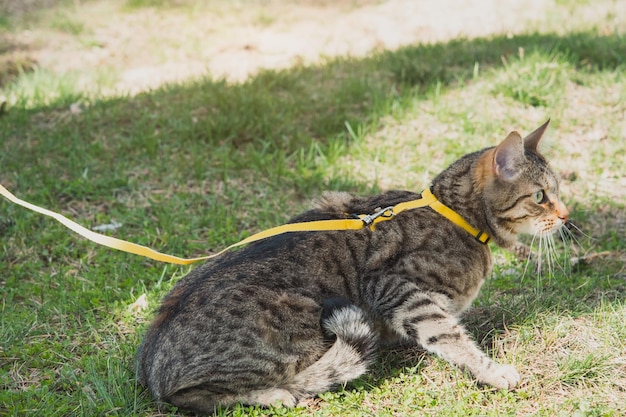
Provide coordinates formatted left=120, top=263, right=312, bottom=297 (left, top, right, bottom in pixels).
left=0, top=184, right=489, bottom=265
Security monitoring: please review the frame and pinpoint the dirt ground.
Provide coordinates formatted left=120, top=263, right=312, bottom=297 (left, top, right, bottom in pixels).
left=2, top=0, right=561, bottom=93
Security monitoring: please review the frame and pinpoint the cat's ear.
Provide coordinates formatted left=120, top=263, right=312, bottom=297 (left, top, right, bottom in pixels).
left=523, top=119, right=550, bottom=151
left=493, top=131, right=525, bottom=181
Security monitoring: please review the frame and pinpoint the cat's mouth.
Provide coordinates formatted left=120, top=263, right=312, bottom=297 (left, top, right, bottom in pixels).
left=536, top=200, right=569, bottom=235
left=517, top=216, right=566, bottom=237
left=521, top=217, right=575, bottom=278
left=541, top=217, right=568, bottom=234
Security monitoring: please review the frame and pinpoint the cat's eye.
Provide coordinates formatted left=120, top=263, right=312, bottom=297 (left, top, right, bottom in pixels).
left=532, top=190, right=548, bottom=204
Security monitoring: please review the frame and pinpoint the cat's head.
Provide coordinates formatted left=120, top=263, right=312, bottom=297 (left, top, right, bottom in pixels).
left=477, top=120, right=569, bottom=245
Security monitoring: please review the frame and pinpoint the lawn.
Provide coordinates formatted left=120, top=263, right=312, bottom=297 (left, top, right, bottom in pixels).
left=1, top=1, right=625, bottom=416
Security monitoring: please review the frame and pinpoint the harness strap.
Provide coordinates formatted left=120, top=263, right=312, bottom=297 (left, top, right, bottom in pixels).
left=422, top=188, right=490, bottom=244
left=0, top=183, right=489, bottom=265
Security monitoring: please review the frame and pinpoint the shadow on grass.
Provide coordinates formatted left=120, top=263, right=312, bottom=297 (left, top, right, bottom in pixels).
left=3, top=30, right=626, bottom=167
left=0, top=34, right=37, bottom=87
left=3, top=30, right=625, bottom=199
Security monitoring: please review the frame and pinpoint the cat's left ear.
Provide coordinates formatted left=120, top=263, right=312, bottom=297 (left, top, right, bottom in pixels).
left=493, top=131, right=525, bottom=181
left=523, top=119, right=550, bottom=151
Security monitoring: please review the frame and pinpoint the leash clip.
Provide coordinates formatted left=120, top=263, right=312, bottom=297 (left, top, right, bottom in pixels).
left=361, top=206, right=395, bottom=226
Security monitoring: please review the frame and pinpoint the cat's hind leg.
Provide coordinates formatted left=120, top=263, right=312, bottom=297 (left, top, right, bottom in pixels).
left=164, top=300, right=377, bottom=412
left=286, top=301, right=378, bottom=402
left=163, top=386, right=297, bottom=414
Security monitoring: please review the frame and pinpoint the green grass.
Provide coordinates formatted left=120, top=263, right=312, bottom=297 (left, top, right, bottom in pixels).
left=1, top=1, right=626, bottom=416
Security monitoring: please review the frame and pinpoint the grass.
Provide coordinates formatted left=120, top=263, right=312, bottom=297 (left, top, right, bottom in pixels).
left=1, top=0, right=626, bottom=416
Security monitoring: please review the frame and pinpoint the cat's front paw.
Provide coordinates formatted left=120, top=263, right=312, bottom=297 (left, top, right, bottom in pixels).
left=480, top=364, right=520, bottom=390
left=513, top=243, right=532, bottom=261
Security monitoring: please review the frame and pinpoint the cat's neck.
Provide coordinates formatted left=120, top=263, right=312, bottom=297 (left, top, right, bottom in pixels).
left=430, top=148, right=515, bottom=249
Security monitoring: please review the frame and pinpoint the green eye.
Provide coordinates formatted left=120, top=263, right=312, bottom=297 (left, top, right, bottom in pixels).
left=532, top=190, right=547, bottom=204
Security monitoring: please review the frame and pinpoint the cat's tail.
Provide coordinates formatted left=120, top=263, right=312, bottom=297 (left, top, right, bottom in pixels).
left=287, top=301, right=378, bottom=400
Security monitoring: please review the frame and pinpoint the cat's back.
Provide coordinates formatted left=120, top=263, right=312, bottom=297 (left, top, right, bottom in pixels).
left=145, top=186, right=485, bottom=323
left=137, top=190, right=424, bottom=344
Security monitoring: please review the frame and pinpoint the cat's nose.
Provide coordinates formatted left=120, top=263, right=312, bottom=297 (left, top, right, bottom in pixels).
left=556, top=201, right=569, bottom=221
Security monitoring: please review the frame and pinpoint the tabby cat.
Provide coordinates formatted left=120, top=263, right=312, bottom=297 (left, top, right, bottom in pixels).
left=137, top=121, right=569, bottom=414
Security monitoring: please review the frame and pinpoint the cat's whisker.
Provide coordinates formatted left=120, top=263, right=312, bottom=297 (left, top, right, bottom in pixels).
left=536, top=232, right=545, bottom=277
left=524, top=225, right=574, bottom=281
left=542, top=232, right=554, bottom=277
left=542, top=233, right=551, bottom=275
left=521, top=233, right=538, bottom=281
left=547, top=233, right=561, bottom=276
left=557, top=226, right=567, bottom=245
left=542, top=233, right=551, bottom=277
left=558, top=227, right=573, bottom=271
left=562, top=222, right=593, bottom=259
left=565, top=221, right=595, bottom=241
left=545, top=226, right=572, bottom=277
left=547, top=233, right=559, bottom=275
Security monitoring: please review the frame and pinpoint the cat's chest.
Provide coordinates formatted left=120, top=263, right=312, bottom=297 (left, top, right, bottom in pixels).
left=375, top=236, right=491, bottom=315
left=446, top=249, right=492, bottom=314
left=450, top=275, right=485, bottom=314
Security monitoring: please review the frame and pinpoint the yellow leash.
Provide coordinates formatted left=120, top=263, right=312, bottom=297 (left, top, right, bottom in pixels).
left=0, top=183, right=489, bottom=265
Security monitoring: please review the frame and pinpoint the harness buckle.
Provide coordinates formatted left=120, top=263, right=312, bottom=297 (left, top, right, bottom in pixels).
left=360, top=206, right=395, bottom=226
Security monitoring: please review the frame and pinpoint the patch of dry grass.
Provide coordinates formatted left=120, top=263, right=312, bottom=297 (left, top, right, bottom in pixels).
left=0, top=0, right=591, bottom=95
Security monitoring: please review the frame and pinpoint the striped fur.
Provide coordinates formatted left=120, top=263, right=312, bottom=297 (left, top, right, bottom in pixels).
left=137, top=121, right=567, bottom=413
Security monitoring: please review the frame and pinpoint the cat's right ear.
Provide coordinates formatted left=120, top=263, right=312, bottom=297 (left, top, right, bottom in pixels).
left=493, top=131, right=524, bottom=181
left=523, top=119, right=550, bottom=151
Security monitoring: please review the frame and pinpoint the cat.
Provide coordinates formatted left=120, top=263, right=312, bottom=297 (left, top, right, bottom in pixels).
left=137, top=120, right=569, bottom=414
